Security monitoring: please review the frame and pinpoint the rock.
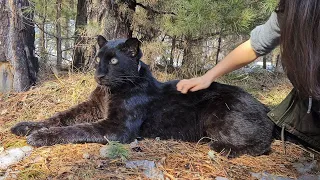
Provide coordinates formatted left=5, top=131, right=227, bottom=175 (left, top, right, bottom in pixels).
left=297, top=174, right=320, bottom=180
left=126, top=160, right=164, bottom=180
left=0, top=146, right=33, bottom=170
left=251, top=172, right=293, bottom=180
left=129, top=139, right=139, bottom=149
left=293, top=160, right=317, bottom=174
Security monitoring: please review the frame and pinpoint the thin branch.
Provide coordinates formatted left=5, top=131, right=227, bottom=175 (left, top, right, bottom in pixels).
left=21, top=13, right=76, bottom=40
left=35, top=51, right=72, bottom=62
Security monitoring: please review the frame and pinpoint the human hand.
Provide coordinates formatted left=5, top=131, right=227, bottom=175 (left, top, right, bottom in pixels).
left=176, top=76, right=212, bottom=94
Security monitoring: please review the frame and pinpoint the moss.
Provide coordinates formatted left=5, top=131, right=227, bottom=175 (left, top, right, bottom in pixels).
left=100, top=141, right=130, bottom=161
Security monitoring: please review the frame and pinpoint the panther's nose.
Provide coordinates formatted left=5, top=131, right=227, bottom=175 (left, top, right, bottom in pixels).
left=96, top=74, right=106, bottom=80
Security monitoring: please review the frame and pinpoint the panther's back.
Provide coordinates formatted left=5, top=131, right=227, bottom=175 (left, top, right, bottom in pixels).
left=141, top=81, right=274, bottom=157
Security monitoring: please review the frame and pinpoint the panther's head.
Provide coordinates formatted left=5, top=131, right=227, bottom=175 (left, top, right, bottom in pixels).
left=94, top=35, right=143, bottom=88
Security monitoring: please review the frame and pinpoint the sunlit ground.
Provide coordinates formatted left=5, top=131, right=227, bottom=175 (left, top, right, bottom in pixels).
left=1, top=70, right=319, bottom=179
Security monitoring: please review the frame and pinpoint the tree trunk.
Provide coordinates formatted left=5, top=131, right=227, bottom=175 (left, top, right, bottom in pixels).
left=39, top=0, right=47, bottom=64
left=182, top=35, right=203, bottom=77
left=182, top=36, right=192, bottom=67
left=63, top=17, right=70, bottom=61
left=39, top=18, right=47, bottom=64
left=56, top=0, right=62, bottom=70
left=0, top=0, right=38, bottom=93
left=169, top=36, right=176, bottom=66
left=72, top=0, right=136, bottom=71
left=87, top=0, right=135, bottom=39
left=275, top=54, right=283, bottom=73
left=263, top=56, right=267, bottom=69
left=72, top=0, right=87, bottom=70
left=89, top=0, right=136, bottom=39
left=215, top=34, right=222, bottom=65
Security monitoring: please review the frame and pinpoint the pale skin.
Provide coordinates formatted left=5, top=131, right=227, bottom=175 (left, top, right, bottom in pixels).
left=176, top=40, right=259, bottom=93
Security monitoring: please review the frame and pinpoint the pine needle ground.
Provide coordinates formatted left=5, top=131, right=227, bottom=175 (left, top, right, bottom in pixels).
left=1, top=70, right=319, bottom=179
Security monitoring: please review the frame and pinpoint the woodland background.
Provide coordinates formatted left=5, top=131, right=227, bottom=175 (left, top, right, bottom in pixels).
left=0, top=0, right=281, bottom=93
left=2, top=1, right=320, bottom=179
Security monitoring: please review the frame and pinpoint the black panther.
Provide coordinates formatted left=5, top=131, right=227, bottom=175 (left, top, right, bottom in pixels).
left=11, top=35, right=274, bottom=157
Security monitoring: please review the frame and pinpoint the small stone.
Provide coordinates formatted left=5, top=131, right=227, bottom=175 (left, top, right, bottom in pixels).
left=99, top=146, right=108, bottom=158
left=0, top=109, right=7, bottom=115
left=208, top=150, right=216, bottom=160
left=293, top=160, right=317, bottom=174
left=155, top=137, right=160, bottom=141
left=130, top=139, right=138, bottom=146
left=82, top=153, right=90, bottom=159
left=126, top=160, right=164, bottom=180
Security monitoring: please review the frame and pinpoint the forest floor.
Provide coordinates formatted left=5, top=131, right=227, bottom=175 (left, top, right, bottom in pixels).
left=0, top=69, right=319, bottom=179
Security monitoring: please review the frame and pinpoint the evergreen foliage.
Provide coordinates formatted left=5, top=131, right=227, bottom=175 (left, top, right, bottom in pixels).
left=19, top=0, right=279, bottom=76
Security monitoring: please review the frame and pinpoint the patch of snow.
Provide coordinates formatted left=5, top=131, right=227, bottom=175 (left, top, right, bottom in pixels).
left=0, top=146, right=33, bottom=170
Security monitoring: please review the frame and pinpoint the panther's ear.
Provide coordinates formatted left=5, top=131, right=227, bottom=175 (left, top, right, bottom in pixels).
left=97, top=35, right=107, bottom=48
left=123, top=38, right=141, bottom=57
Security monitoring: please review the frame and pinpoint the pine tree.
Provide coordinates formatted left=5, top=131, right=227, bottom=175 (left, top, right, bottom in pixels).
left=0, top=0, right=38, bottom=92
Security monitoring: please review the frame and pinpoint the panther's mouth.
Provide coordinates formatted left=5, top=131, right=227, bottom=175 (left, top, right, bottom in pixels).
left=97, top=80, right=111, bottom=86
left=94, top=77, right=111, bottom=86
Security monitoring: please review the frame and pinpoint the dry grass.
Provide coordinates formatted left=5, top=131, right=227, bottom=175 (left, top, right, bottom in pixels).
left=0, top=70, right=319, bottom=179
left=218, top=69, right=292, bottom=108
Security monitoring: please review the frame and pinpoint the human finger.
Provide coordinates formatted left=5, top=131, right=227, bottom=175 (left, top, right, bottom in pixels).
left=181, top=82, right=196, bottom=94
left=189, top=85, right=203, bottom=92
left=176, top=79, right=187, bottom=91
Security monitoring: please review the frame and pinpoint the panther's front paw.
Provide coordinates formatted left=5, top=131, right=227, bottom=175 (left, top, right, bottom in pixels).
left=11, top=121, right=44, bottom=136
left=27, top=129, right=60, bottom=147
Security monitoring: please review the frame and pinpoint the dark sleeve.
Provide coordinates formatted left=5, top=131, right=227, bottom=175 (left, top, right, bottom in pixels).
left=250, top=12, right=281, bottom=56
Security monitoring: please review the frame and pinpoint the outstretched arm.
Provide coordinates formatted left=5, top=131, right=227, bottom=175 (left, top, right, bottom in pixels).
left=177, top=12, right=281, bottom=94
left=177, top=40, right=258, bottom=94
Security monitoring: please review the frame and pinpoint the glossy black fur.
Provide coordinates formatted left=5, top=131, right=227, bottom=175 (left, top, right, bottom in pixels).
left=11, top=36, right=274, bottom=157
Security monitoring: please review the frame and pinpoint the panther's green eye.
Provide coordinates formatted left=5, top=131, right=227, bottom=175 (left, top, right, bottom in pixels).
left=110, top=58, right=118, bottom=65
